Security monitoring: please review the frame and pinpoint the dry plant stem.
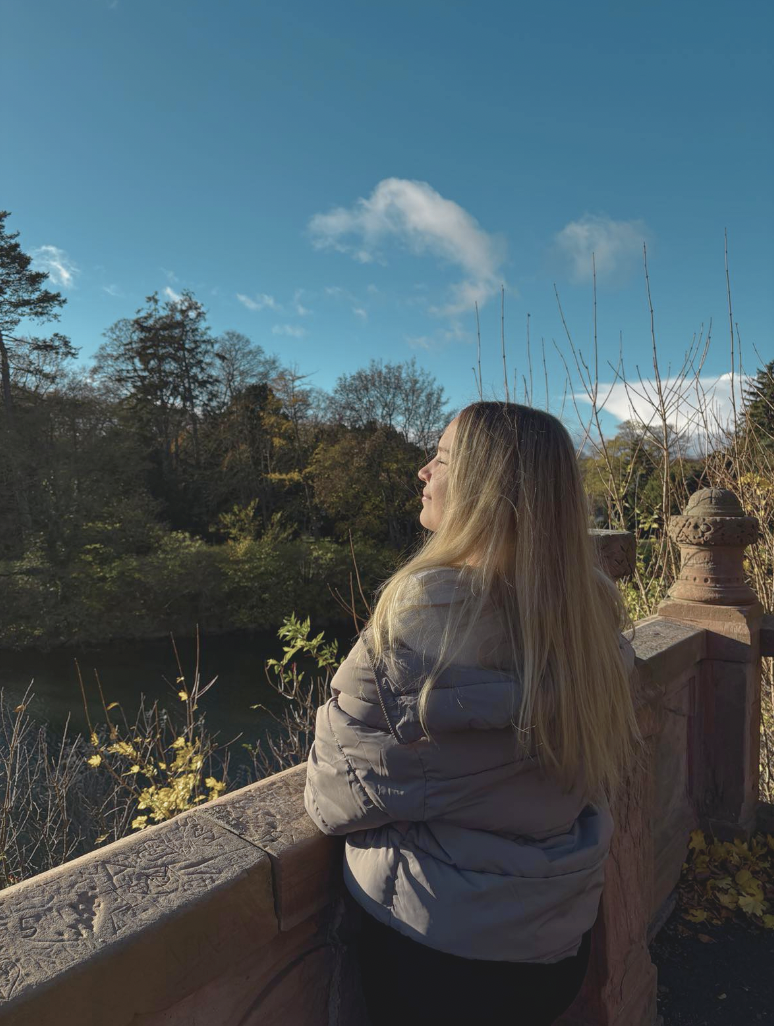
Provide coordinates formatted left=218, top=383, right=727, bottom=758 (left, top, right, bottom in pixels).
left=0, top=683, right=34, bottom=884
left=349, top=528, right=372, bottom=621
left=501, top=285, right=510, bottom=403
left=525, top=306, right=534, bottom=405
left=541, top=335, right=550, bottom=413
left=643, top=243, right=678, bottom=586
left=474, top=301, right=483, bottom=401
left=725, top=228, right=737, bottom=431
left=75, top=659, right=94, bottom=740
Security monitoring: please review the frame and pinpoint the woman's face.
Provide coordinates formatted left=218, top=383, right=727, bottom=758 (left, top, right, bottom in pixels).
left=418, top=416, right=458, bottom=531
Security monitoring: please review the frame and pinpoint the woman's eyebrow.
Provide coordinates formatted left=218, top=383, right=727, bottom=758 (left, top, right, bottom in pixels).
left=438, top=444, right=449, bottom=453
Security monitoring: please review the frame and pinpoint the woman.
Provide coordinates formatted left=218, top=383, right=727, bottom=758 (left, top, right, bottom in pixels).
left=304, top=402, right=644, bottom=1026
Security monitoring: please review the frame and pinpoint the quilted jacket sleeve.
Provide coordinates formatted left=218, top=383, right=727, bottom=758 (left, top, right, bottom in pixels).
left=303, top=635, right=427, bottom=836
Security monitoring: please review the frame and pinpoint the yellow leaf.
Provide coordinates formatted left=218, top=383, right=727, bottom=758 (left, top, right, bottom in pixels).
left=763, top=915, right=774, bottom=929
left=717, top=892, right=738, bottom=909
left=178, top=690, right=188, bottom=701
left=738, top=894, right=766, bottom=917
left=688, top=829, right=707, bottom=853
left=735, top=869, right=764, bottom=897
left=106, top=702, right=120, bottom=711
left=131, top=816, right=148, bottom=830
left=86, top=754, right=102, bottom=767
left=94, top=834, right=109, bottom=844
left=683, top=908, right=707, bottom=922
left=13, top=704, right=25, bottom=713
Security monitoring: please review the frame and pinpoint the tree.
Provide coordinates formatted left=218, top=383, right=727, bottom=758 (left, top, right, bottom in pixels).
left=325, top=357, right=452, bottom=450
left=93, top=290, right=219, bottom=527
left=741, top=360, right=774, bottom=451
left=0, top=210, right=77, bottom=547
left=212, top=330, right=280, bottom=408
left=309, top=424, right=425, bottom=548
left=267, top=366, right=329, bottom=537
left=201, top=381, right=279, bottom=532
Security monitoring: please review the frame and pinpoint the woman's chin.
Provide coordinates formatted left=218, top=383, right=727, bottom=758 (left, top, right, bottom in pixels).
left=420, top=510, right=435, bottom=531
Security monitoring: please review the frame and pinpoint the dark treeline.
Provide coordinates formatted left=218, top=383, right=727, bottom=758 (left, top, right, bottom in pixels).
left=1, top=210, right=772, bottom=649
left=0, top=212, right=456, bottom=647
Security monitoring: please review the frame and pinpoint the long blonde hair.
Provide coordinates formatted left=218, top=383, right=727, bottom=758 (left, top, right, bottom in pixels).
left=366, top=401, right=646, bottom=805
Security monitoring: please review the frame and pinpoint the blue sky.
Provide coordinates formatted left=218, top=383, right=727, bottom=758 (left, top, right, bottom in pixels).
left=3, top=0, right=772, bottom=442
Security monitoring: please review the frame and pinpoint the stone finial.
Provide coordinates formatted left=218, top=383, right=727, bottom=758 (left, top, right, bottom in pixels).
left=666, top=487, right=759, bottom=605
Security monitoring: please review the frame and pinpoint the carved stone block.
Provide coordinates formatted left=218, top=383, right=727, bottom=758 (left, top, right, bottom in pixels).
left=0, top=809, right=276, bottom=1024
left=200, top=762, right=342, bottom=933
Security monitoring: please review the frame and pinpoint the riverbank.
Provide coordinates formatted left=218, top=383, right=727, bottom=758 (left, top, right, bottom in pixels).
left=0, top=533, right=393, bottom=650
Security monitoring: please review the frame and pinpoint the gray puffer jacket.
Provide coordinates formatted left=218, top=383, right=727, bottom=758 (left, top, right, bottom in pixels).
left=303, top=568, right=635, bottom=963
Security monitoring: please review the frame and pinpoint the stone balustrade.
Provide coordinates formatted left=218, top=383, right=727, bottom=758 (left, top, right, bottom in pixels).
left=1, top=490, right=771, bottom=1025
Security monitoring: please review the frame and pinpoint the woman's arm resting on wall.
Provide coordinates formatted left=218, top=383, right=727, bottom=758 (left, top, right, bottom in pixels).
left=303, top=646, right=426, bottom=836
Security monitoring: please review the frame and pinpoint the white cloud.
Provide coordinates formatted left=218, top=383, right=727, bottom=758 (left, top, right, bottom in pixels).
left=352, top=307, right=368, bottom=320
left=405, top=335, right=432, bottom=351
left=236, top=292, right=279, bottom=312
left=164, top=285, right=182, bottom=304
left=161, top=267, right=179, bottom=284
left=102, top=283, right=122, bottom=297
left=272, top=324, right=307, bottom=338
left=293, top=288, right=311, bottom=315
left=553, top=214, right=648, bottom=285
left=309, top=178, right=505, bottom=315
left=575, top=371, right=754, bottom=449
left=33, top=245, right=79, bottom=288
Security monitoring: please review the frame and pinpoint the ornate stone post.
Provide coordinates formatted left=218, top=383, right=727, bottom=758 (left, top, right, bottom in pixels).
left=656, top=487, right=763, bottom=840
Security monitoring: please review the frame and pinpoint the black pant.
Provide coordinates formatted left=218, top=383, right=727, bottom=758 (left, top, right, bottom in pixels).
left=356, top=909, right=592, bottom=1026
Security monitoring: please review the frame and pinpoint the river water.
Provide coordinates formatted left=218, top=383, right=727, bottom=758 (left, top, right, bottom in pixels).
left=0, top=625, right=359, bottom=779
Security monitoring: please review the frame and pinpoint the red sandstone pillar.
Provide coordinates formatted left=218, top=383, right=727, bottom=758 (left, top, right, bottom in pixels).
left=655, top=487, right=763, bottom=840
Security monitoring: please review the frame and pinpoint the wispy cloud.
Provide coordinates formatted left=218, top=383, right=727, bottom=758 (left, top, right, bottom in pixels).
left=164, top=285, right=182, bottom=304
left=309, top=178, right=506, bottom=315
left=236, top=292, right=279, bottom=312
left=33, top=245, right=79, bottom=288
left=272, top=324, right=307, bottom=338
left=575, top=371, right=754, bottom=446
left=161, top=267, right=179, bottom=284
left=293, top=288, right=311, bottom=316
left=405, top=335, right=433, bottom=351
left=102, top=283, right=122, bottom=297
left=553, top=214, right=648, bottom=285
left=352, top=307, right=368, bottom=321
